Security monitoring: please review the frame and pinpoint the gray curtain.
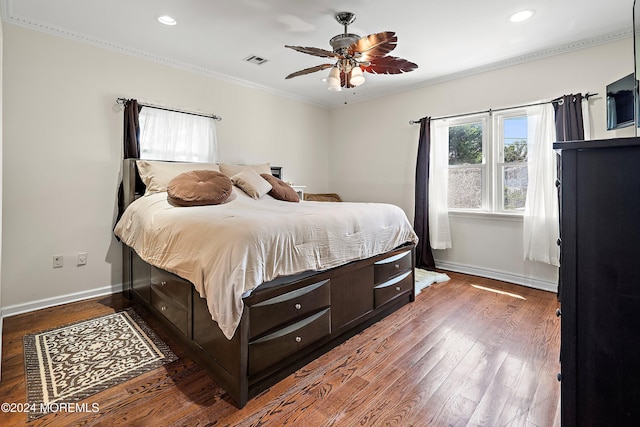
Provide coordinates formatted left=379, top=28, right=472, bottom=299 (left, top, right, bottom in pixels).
left=117, top=99, right=143, bottom=222
left=414, top=117, right=436, bottom=269
left=554, top=93, right=584, bottom=141
left=123, top=99, right=141, bottom=158
left=553, top=93, right=585, bottom=300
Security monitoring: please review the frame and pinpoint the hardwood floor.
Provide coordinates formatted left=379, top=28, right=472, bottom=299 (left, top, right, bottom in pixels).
left=0, top=272, right=561, bottom=426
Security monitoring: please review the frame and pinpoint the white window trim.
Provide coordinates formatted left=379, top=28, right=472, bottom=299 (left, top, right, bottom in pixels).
left=442, top=107, right=532, bottom=216
left=493, top=108, right=528, bottom=214
left=446, top=114, right=490, bottom=212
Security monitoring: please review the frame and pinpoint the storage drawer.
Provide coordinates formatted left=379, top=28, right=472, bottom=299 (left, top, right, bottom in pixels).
left=248, top=308, right=331, bottom=375
left=151, top=267, right=190, bottom=309
left=374, top=271, right=413, bottom=308
left=150, top=286, right=189, bottom=336
left=374, top=250, right=412, bottom=284
left=248, top=279, right=330, bottom=339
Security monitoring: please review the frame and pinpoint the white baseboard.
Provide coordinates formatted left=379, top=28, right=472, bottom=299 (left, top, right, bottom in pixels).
left=435, top=260, right=558, bottom=293
left=1, top=284, right=124, bottom=319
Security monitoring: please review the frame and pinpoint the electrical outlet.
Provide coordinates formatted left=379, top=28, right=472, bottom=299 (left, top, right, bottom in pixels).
left=77, top=252, right=87, bottom=266
left=53, top=255, right=63, bottom=268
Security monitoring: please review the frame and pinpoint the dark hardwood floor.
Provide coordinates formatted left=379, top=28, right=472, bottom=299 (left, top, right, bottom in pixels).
left=0, top=272, right=560, bottom=426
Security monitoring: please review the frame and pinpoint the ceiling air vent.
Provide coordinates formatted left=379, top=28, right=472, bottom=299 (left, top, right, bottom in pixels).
left=244, top=55, right=268, bottom=65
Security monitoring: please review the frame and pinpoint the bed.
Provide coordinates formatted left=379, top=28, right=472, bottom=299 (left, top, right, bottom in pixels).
left=115, top=159, right=418, bottom=408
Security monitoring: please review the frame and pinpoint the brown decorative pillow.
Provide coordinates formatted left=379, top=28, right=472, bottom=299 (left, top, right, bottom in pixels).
left=261, top=174, right=300, bottom=202
left=167, top=170, right=234, bottom=206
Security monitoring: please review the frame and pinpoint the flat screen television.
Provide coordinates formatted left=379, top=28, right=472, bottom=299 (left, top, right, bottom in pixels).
left=606, top=73, right=636, bottom=130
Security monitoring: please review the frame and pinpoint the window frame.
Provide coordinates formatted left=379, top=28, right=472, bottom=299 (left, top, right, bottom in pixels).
left=446, top=114, right=490, bottom=211
left=493, top=109, right=529, bottom=214
left=443, top=107, right=532, bottom=216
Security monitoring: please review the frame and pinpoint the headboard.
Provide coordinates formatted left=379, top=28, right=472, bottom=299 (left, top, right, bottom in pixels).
left=121, top=159, right=282, bottom=209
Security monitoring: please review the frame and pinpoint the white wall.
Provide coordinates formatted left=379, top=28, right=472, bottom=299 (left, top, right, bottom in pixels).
left=1, top=23, right=635, bottom=314
left=1, top=24, right=331, bottom=314
left=328, top=37, right=635, bottom=290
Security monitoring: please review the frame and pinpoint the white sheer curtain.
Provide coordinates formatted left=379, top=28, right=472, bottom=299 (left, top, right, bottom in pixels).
left=523, top=103, right=559, bottom=266
left=429, top=119, right=452, bottom=249
left=139, top=107, right=218, bottom=162
left=582, top=97, right=592, bottom=140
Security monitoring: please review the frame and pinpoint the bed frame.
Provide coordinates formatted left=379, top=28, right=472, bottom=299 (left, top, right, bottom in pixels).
left=120, top=159, right=416, bottom=408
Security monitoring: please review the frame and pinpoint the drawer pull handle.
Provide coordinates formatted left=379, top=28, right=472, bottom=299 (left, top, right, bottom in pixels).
left=556, top=238, right=561, bottom=246
left=161, top=306, right=167, bottom=312
left=294, top=303, right=302, bottom=310
left=394, top=264, right=400, bottom=269
left=556, top=308, right=561, bottom=317
left=295, top=336, right=302, bottom=343
left=395, top=286, right=401, bottom=291
left=160, top=281, right=167, bottom=286
left=555, top=179, right=561, bottom=188
left=557, top=373, right=562, bottom=382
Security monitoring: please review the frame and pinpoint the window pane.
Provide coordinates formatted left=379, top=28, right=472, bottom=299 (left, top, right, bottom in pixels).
left=448, top=167, right=482, bottom=209
left=503, top=165, right=528, bottom=210
left=503, top=116, right=528, bottom=162
left=449, top=123, right=483, bottom=165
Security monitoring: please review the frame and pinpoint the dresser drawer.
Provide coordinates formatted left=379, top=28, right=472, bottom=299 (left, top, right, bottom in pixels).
left=374, top=271, right=413, bottom=308
left=150, top=286, right=189, bottom=336
left=248, top=279, right=330, bottom=339
left=151, top=267, right=190, bottom=309
left=374, top=250, right=412, bottom=284
left=248, top=308, right=331, bottom=375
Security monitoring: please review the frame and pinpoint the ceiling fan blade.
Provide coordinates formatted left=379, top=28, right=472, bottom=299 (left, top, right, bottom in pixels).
left=285, top=45, right=338, bottom=59
left=285, top=63, right=334, bottom=79
left=349, top=31, right=397, bottom=60
left=362, top=56, right=418, bottom=75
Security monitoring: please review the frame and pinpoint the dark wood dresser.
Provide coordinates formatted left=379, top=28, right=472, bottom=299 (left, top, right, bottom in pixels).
left=554, top=137, right=640, bottom=426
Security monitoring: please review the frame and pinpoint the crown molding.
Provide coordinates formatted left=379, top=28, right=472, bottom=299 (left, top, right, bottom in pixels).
left=1, top=0, right=632, bottom=110
left=334, top=28, right=633, bottom=108
left=0, top=0, right=327, bottom=109
left=419, top=29, right=633, bottom=88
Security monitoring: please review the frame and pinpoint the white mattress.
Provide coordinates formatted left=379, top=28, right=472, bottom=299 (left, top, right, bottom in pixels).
left=115, top=188, right=418, bottom=339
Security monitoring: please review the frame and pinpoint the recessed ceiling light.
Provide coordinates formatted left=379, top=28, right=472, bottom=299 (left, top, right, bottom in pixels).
left=509, top=9, right=535, bottom=23
left=157, top=15, right=177, bottom=26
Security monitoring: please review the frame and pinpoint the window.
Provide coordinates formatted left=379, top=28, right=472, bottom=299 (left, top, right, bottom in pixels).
left=498, top=113, right=528, bottom=211
left=441, top=108, right=530, bottom=214
left=447, top=117, right=486, bottom=210
left=139, top=107, right=218, bottom=162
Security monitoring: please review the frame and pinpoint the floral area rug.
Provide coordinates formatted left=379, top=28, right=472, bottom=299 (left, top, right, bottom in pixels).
left=23, top=308, right=177, bottom=420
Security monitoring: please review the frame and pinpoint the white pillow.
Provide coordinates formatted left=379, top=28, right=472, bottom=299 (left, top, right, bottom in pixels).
left=219, top=162, right=271, bottom=178
left=136, top=160, right=220, bottom=194
left=231, top=167, right=273, bottom=199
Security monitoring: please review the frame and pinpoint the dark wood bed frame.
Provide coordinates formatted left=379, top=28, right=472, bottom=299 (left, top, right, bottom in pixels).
left=120, top=159, right=416, bottom=408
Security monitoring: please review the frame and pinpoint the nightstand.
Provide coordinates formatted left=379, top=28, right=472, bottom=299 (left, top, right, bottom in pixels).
left=291, top=186, right=306, bottom=200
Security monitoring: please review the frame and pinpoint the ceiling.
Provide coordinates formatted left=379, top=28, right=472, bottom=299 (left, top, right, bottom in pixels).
left=1, top=0, right=634, bottom=107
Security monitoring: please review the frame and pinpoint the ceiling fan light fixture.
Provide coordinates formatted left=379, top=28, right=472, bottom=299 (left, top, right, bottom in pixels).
left=284, top=11, right=417, bottom=92
left=350, top=67, right=365, bottom=86
left=325, top=67, right=342, bottom=91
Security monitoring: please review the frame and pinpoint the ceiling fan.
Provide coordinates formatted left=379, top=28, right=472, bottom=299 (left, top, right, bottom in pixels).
left=285, top=11, right=418, bottom=91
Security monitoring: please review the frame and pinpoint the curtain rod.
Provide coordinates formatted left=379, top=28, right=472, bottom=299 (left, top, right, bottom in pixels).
left=408, top=92, right=598, bottom=125
left=116, top=98, right=222, bottom=121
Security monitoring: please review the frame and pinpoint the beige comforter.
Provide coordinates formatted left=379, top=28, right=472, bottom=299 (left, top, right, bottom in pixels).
left=114, top=188, right=418, bottom=339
